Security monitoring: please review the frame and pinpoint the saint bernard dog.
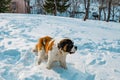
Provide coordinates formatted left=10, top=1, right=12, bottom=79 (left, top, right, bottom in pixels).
left=33, top=36, right=77, bottom=69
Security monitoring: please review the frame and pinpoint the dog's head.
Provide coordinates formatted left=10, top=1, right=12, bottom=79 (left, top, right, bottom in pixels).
left=58, top=39, right=77, bottom=54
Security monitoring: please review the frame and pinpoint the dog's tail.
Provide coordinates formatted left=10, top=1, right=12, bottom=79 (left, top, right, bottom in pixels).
left=32, top=48, right=38, bottom=56
left=32, top=48, right=38, bottom=52
left=32, top=44, right=39, bottom=56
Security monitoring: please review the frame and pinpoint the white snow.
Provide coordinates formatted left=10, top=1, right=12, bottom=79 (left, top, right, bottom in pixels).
left=0, top=13, right=120, bottom=80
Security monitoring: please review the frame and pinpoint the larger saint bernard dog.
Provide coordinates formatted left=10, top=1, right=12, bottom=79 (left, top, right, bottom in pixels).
left=33, top=36, right=77, bottom=69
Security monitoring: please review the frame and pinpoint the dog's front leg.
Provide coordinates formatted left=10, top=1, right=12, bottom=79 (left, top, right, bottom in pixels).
left=60, top=56, right=67, bottom=69
left=37, top=53, right=42, bottom=65
left=37, top=50, right=45, bottom=65
left=46, top=53, right=54, bottom=69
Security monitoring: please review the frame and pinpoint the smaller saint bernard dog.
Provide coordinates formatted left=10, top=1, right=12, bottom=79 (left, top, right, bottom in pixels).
left=33, top=36, right=77, bottom=69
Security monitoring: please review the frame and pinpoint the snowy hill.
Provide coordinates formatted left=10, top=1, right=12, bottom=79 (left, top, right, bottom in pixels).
left=0, top=14, right=120, bottom=80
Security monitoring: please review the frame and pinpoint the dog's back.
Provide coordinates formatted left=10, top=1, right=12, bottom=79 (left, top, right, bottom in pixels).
left=33, top=36, right=52, bottom=54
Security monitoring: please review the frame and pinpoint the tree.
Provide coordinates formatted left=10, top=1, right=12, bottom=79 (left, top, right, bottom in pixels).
left=24, top=0, right=30, bottom=13
left=43, top=0, right=70, bottom=16
left=57, top=0, right=70, bottom=13
left=98, top=0, right=107, bottom=20
left=106, top=0, right=112, bottom=22
left=83, top=0, right=90, bottom=21
left=111, top=0, right=120, bottom=22
left=0, top=0, right=11, bottom=13
left=35, top=0, right=44, bottom=14
left=69, top=0, right=82, bottom=18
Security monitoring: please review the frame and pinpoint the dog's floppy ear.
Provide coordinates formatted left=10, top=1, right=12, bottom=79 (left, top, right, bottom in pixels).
left=58, top=39, right=74, bottom=52
left=58, top=39, right=68, bottom=49
left=58, top=41, right=69, bottom=52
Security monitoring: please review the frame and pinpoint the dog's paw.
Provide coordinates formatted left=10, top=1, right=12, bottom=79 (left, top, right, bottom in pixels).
left=61, top=65, right=67, bottom=69
left=37, top=61, right=41, bottom=65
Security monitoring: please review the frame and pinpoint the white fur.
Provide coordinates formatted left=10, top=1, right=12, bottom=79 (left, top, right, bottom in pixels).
left=46, top=44, right=68, bottom=69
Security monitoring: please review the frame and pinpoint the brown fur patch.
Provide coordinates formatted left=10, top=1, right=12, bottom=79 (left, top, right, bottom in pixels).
left=63, top=44, right=68, bottom=52
left=58, top=39, right=73, bottom=53
left=46, top=40, right=55, bottom=53
left=34, top=36, right=52, bottom=52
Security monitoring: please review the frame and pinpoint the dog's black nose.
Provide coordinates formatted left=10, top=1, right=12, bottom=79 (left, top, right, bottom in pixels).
left=75, top=46, right=77, bottom=50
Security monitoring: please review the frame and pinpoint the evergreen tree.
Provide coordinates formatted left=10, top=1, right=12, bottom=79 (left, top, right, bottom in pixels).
left=0, top=0, right=11, bottom=13
left=57, top=0, right=70, bottom=13
left=43, top=0, right=55, bottom=15
left=43, top=0, right=70, bottom=16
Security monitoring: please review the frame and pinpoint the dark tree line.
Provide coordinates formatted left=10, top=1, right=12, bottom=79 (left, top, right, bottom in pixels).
left=43, top=0, right=70, bottom=16
left=0, top=0, right=11, bottom=13
left=1, top=0, right=120, bottom=22
left=83, top=0, right=120, bottom=22
left=33, top=0, right=120, bottom=22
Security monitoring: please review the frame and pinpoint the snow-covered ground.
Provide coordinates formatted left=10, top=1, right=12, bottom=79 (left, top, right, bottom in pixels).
left=0, top=13, right=120, bottom=80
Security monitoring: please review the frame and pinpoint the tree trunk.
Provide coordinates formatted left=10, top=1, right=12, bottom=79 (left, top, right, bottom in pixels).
left=27, top=0, right=30, bottom=13
left=54, top=0, right=57, bottom=16
left=84, top=0, right=87, bottom=9
left=84, top=0, right=90, bottom=21
left=71, top=0, right=76, bottom=18
left=98, top=7, right=102, bottom=20
left=103, top=9, right=106, bottom=21
left=112, top=5, right=115, bottom=20
left=107, top=0, right=112, bottom=22
left=98, top=0, right=104, bottom=20
left=119, top=10, right=120, bottom=22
